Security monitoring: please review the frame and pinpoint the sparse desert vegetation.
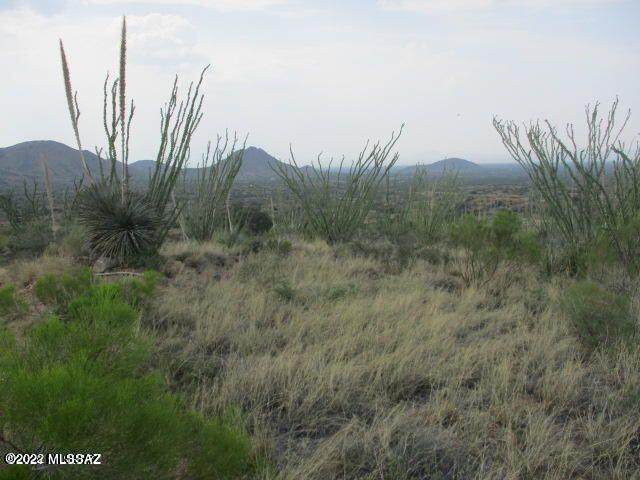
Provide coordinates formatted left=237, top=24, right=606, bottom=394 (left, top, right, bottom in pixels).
left=1, top=11, right=639, bottom=480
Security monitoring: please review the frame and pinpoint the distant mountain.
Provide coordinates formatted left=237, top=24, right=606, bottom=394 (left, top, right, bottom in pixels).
left=129, top=147, right=290, bottom=183
left=0, top=141, right=293, bottom=189
left=399, top=157, right=483, bottom=175
left=128, top=159, right=157, bottom=173
left=235, top=146, right=289, bottom=182
left=0, top=140, right=114, bottom=188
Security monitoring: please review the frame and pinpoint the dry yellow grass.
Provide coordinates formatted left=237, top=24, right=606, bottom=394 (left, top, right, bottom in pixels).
left=147, top=239, right=640, bottom=479
left=0, top=253, right=76, bottom=288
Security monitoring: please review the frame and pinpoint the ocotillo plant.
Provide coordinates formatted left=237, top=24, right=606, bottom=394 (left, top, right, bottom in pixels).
left=272, top=126, right=404, bottom=244
left=0, top=181, right=47, bottom=233
left=493, top=99, right=640, bottom=274
left=182, top=132, right=245, bottom=241
left=146, top=65, right=209, bottom=245
left=407, top=170, right=463, bottom=242
left=60, top=16, right=209, bottom=261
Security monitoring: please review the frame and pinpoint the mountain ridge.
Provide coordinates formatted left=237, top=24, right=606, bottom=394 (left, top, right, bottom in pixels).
left=0, top=141, right=499, bottom=188
left=0, top=141, right=291, bottom=188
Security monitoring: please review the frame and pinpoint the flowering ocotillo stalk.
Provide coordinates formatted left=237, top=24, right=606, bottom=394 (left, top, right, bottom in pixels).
left=59, top=40, right=94, bottom=184
left=119, top=16, right=128, bottom=200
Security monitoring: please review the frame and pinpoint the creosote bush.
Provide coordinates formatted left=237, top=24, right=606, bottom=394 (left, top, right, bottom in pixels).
left=0, top=270, right=251, bottom=479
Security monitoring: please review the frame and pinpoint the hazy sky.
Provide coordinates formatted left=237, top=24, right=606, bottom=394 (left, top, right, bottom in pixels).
left=1, top=0, right=639, bottom=165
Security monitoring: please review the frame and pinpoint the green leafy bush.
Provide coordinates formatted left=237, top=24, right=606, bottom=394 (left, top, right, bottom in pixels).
left=0, top=272, right=251, bottom=479
left=0, top=182, right=47, bottom=233
left=450, top=211, right=541, bottom=286
left=378, top=171, right=463, bottom=245
left=324, top=283, right=357, bottom=302
left=233, top=205, right=273, bottom=236
left=8, top=217, right=53, bottom=256
left=0, top=284, right=25, bottom=317
left=182, top=136, right=244, bottom=241
left=560, top=281, right=636, bottom=351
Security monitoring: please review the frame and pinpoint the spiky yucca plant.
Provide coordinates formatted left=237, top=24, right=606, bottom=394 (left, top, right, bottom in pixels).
left=77, top=182, right=160, bottom=260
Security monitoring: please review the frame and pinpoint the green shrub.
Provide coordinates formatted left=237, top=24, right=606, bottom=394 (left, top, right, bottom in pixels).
left=450, top=211, right=541, bottom=286
left=0, top=181, right=48, bottom=234
left=273, top=279, right=296, bottom=302
left=8, top=217, right=53, bottom=256
left=449, top=215, right=495, bottom=286
left=324, top=283, right=357, bottom=301
left=0, top=273, right=251, bottom=479
left=34, top=267, right=93, bottom=312
left=0, top=233, right=9, bottom=251
left=233, top=205, right=273, bottom=236
left=560, top=281, right=636, bottom=350
left=0, top=284, right=25, bottom=317
left=182, top=137, right=244, bottom=242
left=46, top=223, right=90, bottom=259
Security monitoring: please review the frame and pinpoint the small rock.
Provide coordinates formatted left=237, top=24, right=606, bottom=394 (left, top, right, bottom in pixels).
left=93, top=256, right=117, bottom=273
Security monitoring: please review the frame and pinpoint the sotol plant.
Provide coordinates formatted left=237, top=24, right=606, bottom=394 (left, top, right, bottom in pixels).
left=60, top=17, right=208, bottom=262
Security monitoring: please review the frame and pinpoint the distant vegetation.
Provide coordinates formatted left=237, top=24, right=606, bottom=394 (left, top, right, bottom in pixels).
left=0, top=15, right=638, bottom=480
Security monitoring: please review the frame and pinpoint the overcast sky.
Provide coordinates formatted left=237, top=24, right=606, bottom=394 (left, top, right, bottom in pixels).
left=1, top=0, right=638, bottom=165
